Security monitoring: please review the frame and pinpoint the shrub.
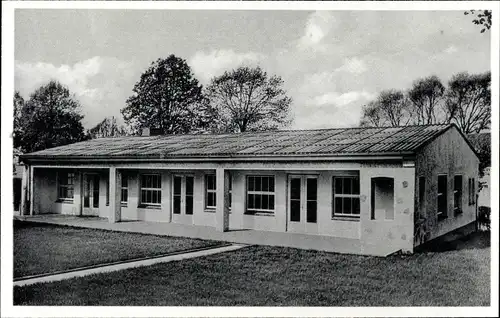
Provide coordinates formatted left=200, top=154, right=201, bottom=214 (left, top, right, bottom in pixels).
left=477, top=206, right=490, bottom=231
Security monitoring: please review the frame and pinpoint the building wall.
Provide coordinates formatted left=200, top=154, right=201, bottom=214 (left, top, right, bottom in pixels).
left=32, top=168, right=82, bottom=215
left=414, top=126, right=479, bottom=247
left=29, top=162, right=415, bottom=255
left=360, top=167, right=415, bottom=255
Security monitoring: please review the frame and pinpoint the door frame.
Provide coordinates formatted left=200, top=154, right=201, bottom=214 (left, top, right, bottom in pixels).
left=287, top=174, right=319, bottom=234
left=171, top=174, right=195, bottom=224
left=81, top=172, right=100, bottom=216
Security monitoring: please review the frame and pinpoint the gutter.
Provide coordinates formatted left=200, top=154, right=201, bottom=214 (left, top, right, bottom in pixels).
left=20, top=152, right=415, bottom=164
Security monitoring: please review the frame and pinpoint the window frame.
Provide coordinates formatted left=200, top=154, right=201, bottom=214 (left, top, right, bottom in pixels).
left=453, top=175, right=463, bottom=215
left=437, top=174, right=448, bottom=220
left=245, top=175, right=276, bottom=215
left=205, top=174, right=217, bottom=210
left=139, top=173, right=162, bottom=207
left=121, top=173, right=129, bottom=205
left=57, top=171, right=75, bottom=202
left=470, top=177, right=476, bottom=205
left=418, top=176, right=426, bottom=215
left=332, top=175, right=361, bottom=219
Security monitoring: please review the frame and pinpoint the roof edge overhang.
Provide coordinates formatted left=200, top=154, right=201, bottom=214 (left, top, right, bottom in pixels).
left=20, top=152, right=416, bottom=165
left=414, top=123, right=481, bottom=159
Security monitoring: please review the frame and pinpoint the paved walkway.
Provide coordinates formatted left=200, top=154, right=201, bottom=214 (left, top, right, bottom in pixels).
left=14, top=243, right=247, bottom=287
left=16, top=214, right=363, bottom=254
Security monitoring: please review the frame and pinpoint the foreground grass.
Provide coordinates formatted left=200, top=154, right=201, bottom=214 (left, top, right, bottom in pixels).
left=14, top=220, right=221, bottom=278
left=14, top=231, right=490, bottom=306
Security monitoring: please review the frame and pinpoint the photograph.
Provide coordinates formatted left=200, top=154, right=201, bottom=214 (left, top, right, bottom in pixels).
left=1, top=1, right=498, bottom=317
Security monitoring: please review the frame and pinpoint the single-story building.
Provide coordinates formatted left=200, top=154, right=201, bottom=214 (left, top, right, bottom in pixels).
left=18, top=123, right=479, bottom=256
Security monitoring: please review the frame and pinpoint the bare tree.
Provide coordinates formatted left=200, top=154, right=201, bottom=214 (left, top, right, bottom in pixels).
left=408, top=75, right=445, bottom=125
left=205, top=66, right=292, bottom=133
left=445, top=71, right=491, bottom=134
left=360, top=90, right=412, bottom=127
left=87, top=116, right=129, bottom=138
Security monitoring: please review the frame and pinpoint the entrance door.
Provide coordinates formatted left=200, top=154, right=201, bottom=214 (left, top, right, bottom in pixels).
left=287, top=175, right=318, bottom=233
left=82, top=173, right=100, bottom=216
left=172, top=175, right=194, bottom=224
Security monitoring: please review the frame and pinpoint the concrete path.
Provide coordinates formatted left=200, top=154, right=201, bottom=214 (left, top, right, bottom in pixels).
left=14, top=244, right=247, bottom=287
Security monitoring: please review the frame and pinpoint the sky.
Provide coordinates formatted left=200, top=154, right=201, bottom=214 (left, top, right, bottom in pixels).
left=14, top=9, right=491, bottom=130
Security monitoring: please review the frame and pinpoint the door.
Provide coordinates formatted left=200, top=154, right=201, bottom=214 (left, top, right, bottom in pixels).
left=172, top=175, right=194, bottom=224
left=287, top=175, right=318, bottom=233
left=82, top=173, right=100, bottom=216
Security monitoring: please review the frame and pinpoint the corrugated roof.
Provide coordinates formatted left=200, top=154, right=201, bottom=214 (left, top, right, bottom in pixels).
left=22, top=124, right=454, bottom=161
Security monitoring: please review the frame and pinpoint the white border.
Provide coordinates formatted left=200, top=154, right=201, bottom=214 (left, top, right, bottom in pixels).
left=2, top=1, right=499, bottom=317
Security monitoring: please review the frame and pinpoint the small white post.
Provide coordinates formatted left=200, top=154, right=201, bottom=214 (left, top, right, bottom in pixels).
left=29, top=166, right=34, bottom=216
left=20, top=165, right=28, bottom=216
left=108, top=167, right=121, bottom=223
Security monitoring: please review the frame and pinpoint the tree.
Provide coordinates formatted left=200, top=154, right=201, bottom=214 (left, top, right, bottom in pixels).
left=445, top=72, right=491, bottom=134
left=14, top=81, right=87, bottom=153
left=360, top=90, right=412, bottom=127
left=408, top=75, right=446, bottom=125
left=205, top=66, right=292, bottom=133
left=87, top=116, right=129, bottom=139
left=468, top=132, right=491, bottom=179
left=464, top=10, right=492, bottom=33
left=13, top=91, right=25, bottom=150
left=121, top=55, right=207, bottom=135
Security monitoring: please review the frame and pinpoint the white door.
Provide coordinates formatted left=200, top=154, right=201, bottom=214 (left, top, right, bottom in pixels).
left=172, top=175, right=194, bottom=224
left=287, top=175, right=318, bottom=233
left=82, top=173, right=100, bottom=216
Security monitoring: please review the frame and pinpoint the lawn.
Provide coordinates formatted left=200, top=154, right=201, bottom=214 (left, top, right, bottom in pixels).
left=13, top=220, right=223, bottom=278
left=14, top=231, right=490, bottom=306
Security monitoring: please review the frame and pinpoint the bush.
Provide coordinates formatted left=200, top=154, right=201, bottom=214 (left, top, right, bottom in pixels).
left=477, top=206, right=490, bottom=231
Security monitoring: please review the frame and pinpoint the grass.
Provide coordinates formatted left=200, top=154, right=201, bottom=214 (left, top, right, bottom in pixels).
left=14, top=231, right=490, bottom=306
left=13, top=220, right=222, bottom=278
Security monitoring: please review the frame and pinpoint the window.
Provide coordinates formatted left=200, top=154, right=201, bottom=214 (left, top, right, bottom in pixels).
left=371, top=177, right=394, bottom=220
left=186, top=176, right=194, bottom=215
left=173, top=176, right=181, bottom=214
left=419, top=176, right=426, bottom=214
left=333, top=176, right=360, bottom=218
left=205, top=174, right=216, bottom=209
left=121, top=174, right=128, bottom=204
left=453, top=175, right=463, bottom=215
left=306, top=178, right=318, bottom=223
left=246, top=175, right=275, bottom=214
left=58, top=172, right=75, bottom=201
left=468, top=177, right=476, bottom=205
left=140, top=174, right=161, bottom=205
left=437, top=175, right=448, bottom=219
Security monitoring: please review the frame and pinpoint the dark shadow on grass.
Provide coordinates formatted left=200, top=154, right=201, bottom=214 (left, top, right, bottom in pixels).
left=416, top=230, right=490, bottom=253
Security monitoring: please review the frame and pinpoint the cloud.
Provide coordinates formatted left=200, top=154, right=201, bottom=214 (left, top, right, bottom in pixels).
left=15, top=57, right=138, bottom=128
left=337, top=57, right=368, bottom=75
left=297, top=11, right=337, bottom=51
left=293, top=103, right=366, bottom=130
left=189, top=49, right=266, bottom=84
left=311, top=91, right=375, bottom=107
left=444, top=45, right=458, bottom=54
